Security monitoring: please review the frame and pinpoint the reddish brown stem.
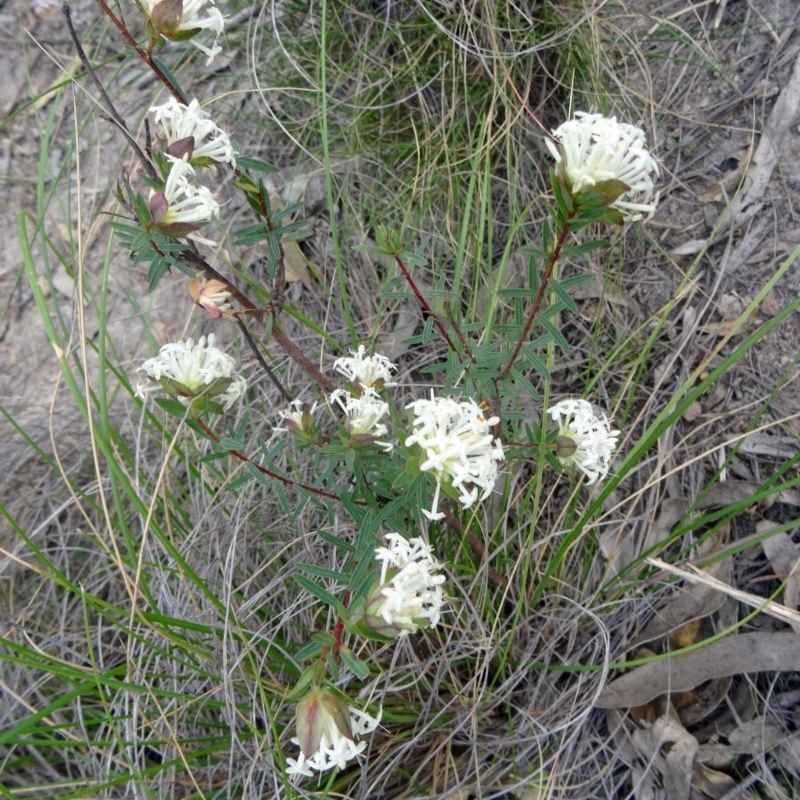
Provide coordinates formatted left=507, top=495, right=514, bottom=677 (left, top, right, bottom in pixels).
left=194, top=418, right=341, bottom=500
left=94, top=0, right=187, bottom=103
left=498, top=212, right=575, bottom=381
left=271, top=327, right=333, bottom=392
left=318, top=611, right=348, bottom=666
left=178, top=250, right=332, bottom=393
left=235, top=317, right=292, bottom=402
left=394, top=254, right=466, bottom=356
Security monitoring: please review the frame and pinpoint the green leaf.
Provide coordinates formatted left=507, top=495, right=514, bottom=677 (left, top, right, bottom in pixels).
left=311, top=631, right=337, bottom=646
left=297, top=563, right=352, bottom=583
left=538, top=313, right=569, bottom=350
left=153, top=398, right=189, bottom=418
left=340, top=648, right=371, bottom=680
left=293, top=574, right=339, bottom=608
left=547, top=278, right=580, bottom=314
left=295, top=640, right=325, bottom=661
left=315, top=528, right=357, bottom=553
left=151, top=56, right=185, bottom=100
left=236, top=156, right=278, bottom=173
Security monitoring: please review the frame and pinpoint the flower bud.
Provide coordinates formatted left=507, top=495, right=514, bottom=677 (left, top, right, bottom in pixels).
left=295, top=688, right=352, bottom=760
left=286, top=690, right=381, bottom=779
left=143, top=0, right=225, bottom=64
left=189, top=274, right=233, bottom=319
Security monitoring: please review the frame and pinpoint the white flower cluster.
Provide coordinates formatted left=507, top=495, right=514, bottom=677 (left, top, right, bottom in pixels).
left=547, top=398, right=620, bottom=484
left=546, top=111, right=660, bottom=221
left=333, top=345, right=397, bottom=388
left=273, top=350, right=397, bottom=446
left=149, top=155, right=219, bottom=245
left=150, top=98, right=236, bottom=167
left=275, top=398, right=317, bottom=434
left=366, top=533, right=445, bottom=636
left=330, top=388, right=391, bottom=448
left=286, top=705, right=381, bottom=778
left=276, top=346, right=506, bottom=519
left=137, top=333, right=246, bottom=410
left=405, top=395, right=505, bottom=521
left=143, top=0, right=225, bottom=64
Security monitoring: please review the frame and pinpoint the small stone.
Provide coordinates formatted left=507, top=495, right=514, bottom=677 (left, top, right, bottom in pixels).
left=682, top=401, right=703, bottom=422
left=718, top=293, right=744, bottom=321
left=759, top=292, right=781, bottom=317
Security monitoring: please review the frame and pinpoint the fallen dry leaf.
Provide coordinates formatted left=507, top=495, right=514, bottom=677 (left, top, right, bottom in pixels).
left=697, top=717, right=787, bottom=769
left=759, top=522, right=800, bottom=576
left=691, top=762, right=738, bottom=800
left=629, top=556, right=730, bottom=650
left=570, top=273, right=642, bottom=316
left=265, top=192, right=317, bottom=287
left=631, top=715, right=697, bottom=800
left=698, top=143, right=753, bottom=203
left=596, top=632, right=800, bottom=709
left=642, top=497, right=690, bottom=554
left=696, top=480, right=761, bottom=509
left=739, top=431, right=800, bottom=459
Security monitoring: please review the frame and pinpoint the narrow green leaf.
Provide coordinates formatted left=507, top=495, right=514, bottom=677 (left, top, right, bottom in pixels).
left=297, top=563, right=352, bottom=582
left=293, top=574, right=339, bottom=608
left=340, top=649, right=371, bottom=680
left=237, top=155, right=278, bottom=173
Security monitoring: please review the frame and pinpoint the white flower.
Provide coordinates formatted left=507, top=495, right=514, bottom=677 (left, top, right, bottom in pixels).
left=330, top=387, right=391, bottom=448
left=287, top=693, right=381, bottom=780
left=405, top=394, right=505, bottom=521
left=149, top=156, right=219, bottom=244
left=333, top=344, right=398, bottom=388
left=365, top=533, right=445, bottom=637
left=143, top=0, right=225, bottom=64
left=275, top=398, right=309, bottom=430
left=150, top=98, right=236, bottom=167
left=546, top=111, right=660, bottom=221
left=137, top=333, right=246, bottom=410
left=274, top=399, right=320, bottom=443
left=547, top=398, right=620, bottom=484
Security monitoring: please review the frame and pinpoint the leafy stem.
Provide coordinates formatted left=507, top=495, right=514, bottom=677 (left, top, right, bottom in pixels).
left=393, top=252, right=470, bottom=359
left=498, top=209, right=575, bottom=381
left=193, top=417, right=341, bottom=501
left=93, top=0, right=188, bottom=103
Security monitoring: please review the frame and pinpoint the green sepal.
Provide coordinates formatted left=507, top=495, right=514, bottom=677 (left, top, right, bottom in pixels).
left=348, top=618, right=397, bottom=643
left=550, top=168, right=574, bottom=224
left=374, top=224, right=403, bottom=256
left=588, top=178, right=630, bottom=201
left=188, top=396, right=225, bottom=417
left=285, top=665, right=319, bottom=701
